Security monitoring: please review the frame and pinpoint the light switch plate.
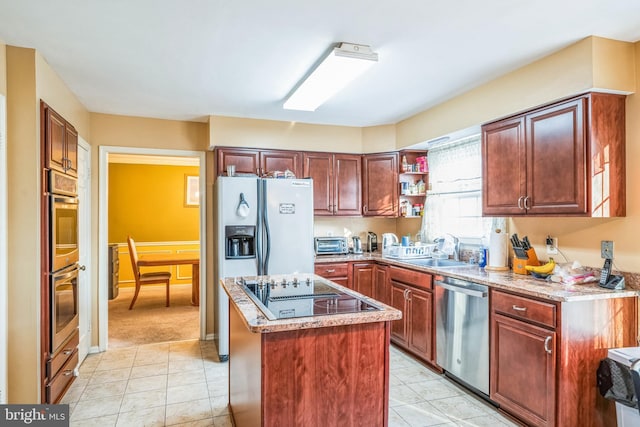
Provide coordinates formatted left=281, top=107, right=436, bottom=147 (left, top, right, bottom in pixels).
left=601, top=240, right=614, bottom=259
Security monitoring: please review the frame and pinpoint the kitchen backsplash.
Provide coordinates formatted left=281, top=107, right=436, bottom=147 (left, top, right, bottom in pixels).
left=314, top=217, right=400, bottom=241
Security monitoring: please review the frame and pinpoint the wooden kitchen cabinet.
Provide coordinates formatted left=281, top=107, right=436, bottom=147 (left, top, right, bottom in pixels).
left=351, top=262, right=375, bottom=298
left=314, top=262, right=351, bottom=288
left=215, top=147, right=302, bottom=177
left=491, top=296, right=556, bottom=427
left=490, top=289, right=637, bottom=427
left=362, top=152, right=399, bottom=217
left=303, top=152, right=361, bottom=216
left=42, top=101, right=78, bottom=177
left=482, top=92, right=626, bottom=217
left=374, top=264, right=390, bottom=306
left=389, top=266, right=435, bottom=364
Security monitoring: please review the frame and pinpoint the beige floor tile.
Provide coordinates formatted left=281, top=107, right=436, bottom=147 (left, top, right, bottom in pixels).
left=209, top=396, right=230, bottom=417
left=388, top=408, right=411, bottom=427
left=407, top=378, right=464, bottom=401
left=135, top=350, right=169, bottom=366
left=212, top=415, right=233, bottom=427
left=81, top=380, right=128, bottom=400
left=207, top=380, right=228, bottom=398
left=168, top=369, right=207, bottom=388
left=165, top=398, right=212, bottom=425
left=167, top=381, right=209, bottom=405
left=71, top=396, right=123, bottom=421
left=115, top=406, right=166, bottom=427
left=168, top=358, right=204, bottom=374
left=70, top=414, right=118, bottom=427
left=60, top=380, right=87, bottom=404
left=455, top=414, right=522, bottom=426
left=126, top=374, right=168, bottom=394
left=429, top=395, right=492, bottom=421
left=95, top=357, right=135, bottom=371
left=119, top=389, right=167, bottom=413
left=393, top=401, right=452, bottom=426
left=389, top=384, right=425, bottom=407
left=101, top=348, right=137, bottom=362
left=392, top=365, right=441, bottom=384
left=130, top=362, right=169, bottom=379
left=88, top=367, right=132, bottom=385
left=172, top=418, right=216, bottom=427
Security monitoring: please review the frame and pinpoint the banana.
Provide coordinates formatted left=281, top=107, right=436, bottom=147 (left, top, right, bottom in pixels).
left=525, top=258, right=555, bottom=274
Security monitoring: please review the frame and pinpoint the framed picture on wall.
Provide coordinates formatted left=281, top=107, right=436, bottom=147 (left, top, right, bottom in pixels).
left=185, top=175, right=199, bottom=207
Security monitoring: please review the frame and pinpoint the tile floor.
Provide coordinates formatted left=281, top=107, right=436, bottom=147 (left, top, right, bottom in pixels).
left=64, top=339, right=521, bottom=427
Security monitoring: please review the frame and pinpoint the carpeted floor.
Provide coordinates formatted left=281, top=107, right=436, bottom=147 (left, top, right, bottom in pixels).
left=108, top=284, right=200, bottom=349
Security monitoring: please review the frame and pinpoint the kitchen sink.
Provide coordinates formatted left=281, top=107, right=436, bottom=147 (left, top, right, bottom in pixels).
left=402, top=258, right=472, bottom=268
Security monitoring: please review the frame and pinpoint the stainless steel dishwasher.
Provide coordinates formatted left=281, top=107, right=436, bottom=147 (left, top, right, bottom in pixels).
left=434, top=275, right=489, bottom=395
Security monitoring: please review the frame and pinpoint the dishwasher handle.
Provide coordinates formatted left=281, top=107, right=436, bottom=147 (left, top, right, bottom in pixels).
left=435, top=280, right=488, bottom=298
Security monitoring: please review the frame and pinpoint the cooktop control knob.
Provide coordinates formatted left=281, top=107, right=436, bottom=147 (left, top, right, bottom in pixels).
left=306, top=277, right=311, bottom=286
left=293, top=278, right=299, bottom=287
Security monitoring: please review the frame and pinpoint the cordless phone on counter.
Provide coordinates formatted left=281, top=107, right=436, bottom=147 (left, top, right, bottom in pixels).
left=598, top=258, right=625, bottom=290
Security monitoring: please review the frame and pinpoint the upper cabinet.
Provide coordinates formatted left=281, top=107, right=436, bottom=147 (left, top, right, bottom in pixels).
left=362, top=152, right=399, bottom=217
left=303, top=152, right=361, bottom=216
left=42, top=101, right=78, bottom=177
left=482, top=92, right=625, bottom=217
left=216, top=147, right=302, bottom=178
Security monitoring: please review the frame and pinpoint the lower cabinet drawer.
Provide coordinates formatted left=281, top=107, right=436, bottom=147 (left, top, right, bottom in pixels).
left=47, top=330, right=79, bottom=378
left=389, top=266, right=432, bottom=290
left=46, top=349, right=78, bottom=404
left=492, top=290, right=557, bottom=328
left=314, top=262, right=349, bottom=278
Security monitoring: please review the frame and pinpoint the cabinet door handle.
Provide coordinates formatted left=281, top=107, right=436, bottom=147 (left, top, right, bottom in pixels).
left=63, top=369, right=73, bottom=377
left=512, top=305, right=527, bottom=312
left=406, top=289, right=411, bottom=301
left=524, top=196, right=531, bottom=210
left=544, top=336, right=553, bottom=354
left=517, top=196, right=525, bottom=210
left=67, top=159, right=73, bottom=170
left=363, top=205, right=368, bottom=214
left=325, top=269, right=335, bottom=273
left=62, top=349, right=73, bottom=355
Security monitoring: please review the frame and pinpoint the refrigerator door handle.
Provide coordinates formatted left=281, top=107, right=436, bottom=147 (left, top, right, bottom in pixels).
left=256, top=179, right=264, bottom=275
left=262, top=179, right=272, bottom=274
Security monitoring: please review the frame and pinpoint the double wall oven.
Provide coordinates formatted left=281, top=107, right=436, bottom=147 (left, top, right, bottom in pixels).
left=49, top=170, right=79, bottom=354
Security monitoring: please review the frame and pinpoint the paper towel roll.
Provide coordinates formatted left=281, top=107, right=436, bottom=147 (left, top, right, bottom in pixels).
left=488, top=229, right=508, bottom=268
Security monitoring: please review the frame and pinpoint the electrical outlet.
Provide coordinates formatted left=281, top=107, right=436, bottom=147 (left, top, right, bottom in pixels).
left=601, top=240, right=614, bottom=259
left=546, top=236, right=558, bottom=255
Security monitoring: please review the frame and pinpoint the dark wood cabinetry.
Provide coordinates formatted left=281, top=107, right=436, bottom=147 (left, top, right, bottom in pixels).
left=42, top=102, right=78, bottom=177
left=362, top=152, right=398, bottom=217
left=215, top=147, right=302, bottom=177
left=373, top=264, right=390, bottom=306
left=388, top=266, right=434, bottom=364
left=490, top=289, right=636, bottom=427
left=314, top=262, right=351, bottom=288
left=303, top=152, right=361, bottom=216
left=351, top=263, right=375, bottom=298
left=482, top=92, right=626, bottom=217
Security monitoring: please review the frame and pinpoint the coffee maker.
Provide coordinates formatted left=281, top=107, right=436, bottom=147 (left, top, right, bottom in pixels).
left=366, top=232, right=378, bottom=252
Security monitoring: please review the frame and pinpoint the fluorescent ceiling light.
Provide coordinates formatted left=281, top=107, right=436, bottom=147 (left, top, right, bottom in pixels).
left=284, top=42, right=378, bottom=111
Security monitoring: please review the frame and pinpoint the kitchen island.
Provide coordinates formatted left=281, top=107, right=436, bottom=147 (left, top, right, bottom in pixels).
left=221, top=274, right=402, bottom=427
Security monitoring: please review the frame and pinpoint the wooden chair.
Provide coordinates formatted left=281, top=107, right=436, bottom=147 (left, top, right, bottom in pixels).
left=127, top=235, right=172, bottom=310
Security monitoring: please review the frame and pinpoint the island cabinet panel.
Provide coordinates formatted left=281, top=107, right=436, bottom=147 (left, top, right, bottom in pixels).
left=261, top=322, right=389, bottom=427
left=490, top=290, right=637, bottom=427
left=482, top=92, right=626, bottom=217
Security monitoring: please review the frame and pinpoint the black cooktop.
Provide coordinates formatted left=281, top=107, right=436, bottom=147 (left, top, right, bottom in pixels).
left=241, top=276, right=381, bottom=320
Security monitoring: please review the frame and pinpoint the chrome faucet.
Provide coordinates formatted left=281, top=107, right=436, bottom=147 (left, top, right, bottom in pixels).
left=434, top=234, right=460, bottom=261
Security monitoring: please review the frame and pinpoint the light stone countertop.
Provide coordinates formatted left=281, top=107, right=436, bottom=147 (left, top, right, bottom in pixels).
left=221, top=274, right=402, bottom=334
left=315, top=252, right=639, bottom=302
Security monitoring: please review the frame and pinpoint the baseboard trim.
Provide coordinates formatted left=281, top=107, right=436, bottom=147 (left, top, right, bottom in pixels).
left=88, top=346, right=101, bottom=354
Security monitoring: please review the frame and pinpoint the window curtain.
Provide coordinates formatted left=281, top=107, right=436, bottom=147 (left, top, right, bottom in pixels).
left=421, top=134, right=491, bottom=242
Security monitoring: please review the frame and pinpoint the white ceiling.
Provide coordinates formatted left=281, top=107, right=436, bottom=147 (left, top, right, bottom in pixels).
left=1, top=0, right=639, bottom=128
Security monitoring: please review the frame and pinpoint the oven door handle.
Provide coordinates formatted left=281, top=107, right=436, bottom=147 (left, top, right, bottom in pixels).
left=435, top=281, right=487, bottom=298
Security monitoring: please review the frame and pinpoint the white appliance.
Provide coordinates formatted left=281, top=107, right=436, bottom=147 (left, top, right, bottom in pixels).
left=214, top=176, right=314, bottom=360
left=607, top=347, right=640, bottom=427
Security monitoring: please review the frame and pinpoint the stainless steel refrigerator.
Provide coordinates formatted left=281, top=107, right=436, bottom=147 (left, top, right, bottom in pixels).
left=214, top=176, right=314, bottom=360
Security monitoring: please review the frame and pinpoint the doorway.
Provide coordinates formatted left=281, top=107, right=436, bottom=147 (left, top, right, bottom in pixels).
left=98, top=146, right=206, bottom=351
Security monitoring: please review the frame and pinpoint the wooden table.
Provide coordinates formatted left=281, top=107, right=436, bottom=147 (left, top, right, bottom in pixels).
left=138, top=253, right=200, bottom=306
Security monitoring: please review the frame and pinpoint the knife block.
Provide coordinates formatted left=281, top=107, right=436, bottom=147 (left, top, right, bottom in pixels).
left=512, top=248, right=540, bottom=275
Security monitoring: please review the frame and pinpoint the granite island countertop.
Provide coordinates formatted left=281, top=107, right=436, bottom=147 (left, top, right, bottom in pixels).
left=315, top=252, right=639, bottom=302
left=221, top=274, right=402, bottom=333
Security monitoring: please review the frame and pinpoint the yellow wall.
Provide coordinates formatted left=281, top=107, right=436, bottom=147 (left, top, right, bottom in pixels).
left=396, top=36, right=634, bottom=149
left=108, top=163, right=200, bottom=242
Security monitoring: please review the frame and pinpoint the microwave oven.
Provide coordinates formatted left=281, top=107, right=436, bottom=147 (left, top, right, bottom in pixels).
left=314, top=237, right=349, bottom=255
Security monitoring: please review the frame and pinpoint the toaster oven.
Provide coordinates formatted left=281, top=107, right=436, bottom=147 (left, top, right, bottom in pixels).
left=314, top=237, right=349, bottom=255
